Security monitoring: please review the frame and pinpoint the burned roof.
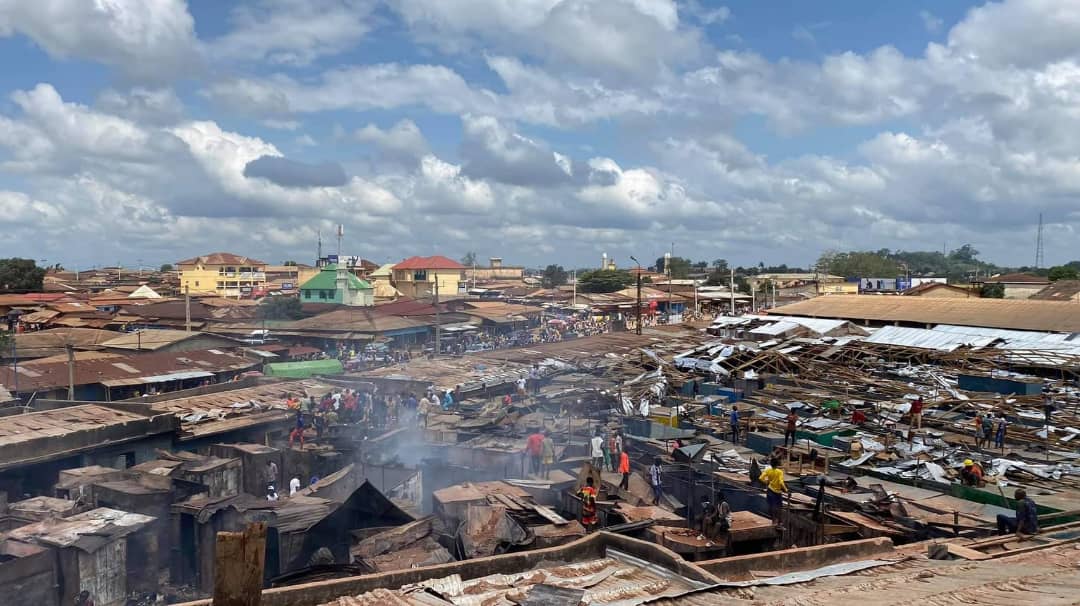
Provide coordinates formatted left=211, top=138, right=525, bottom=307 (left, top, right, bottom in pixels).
left=0, top=404, right=175, bottom=470
left=149, top=379, right=338, bottom=439
left=7, top=507, right=155, bottom=553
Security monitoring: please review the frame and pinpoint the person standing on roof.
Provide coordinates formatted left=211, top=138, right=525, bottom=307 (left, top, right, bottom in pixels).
left=973, top=413, right=986, bottom=450
left=590, top=430, right=605, bottom=471
left=997, top=489, right=1039, bottom=537
left=541, top=430, right=555, bottom=479
left=609, top=431, right=623, bottom=472
left=910, top=396, right=924, bottom=429
left=524, top=430, right=545, bottom=476
left=784, top=410, right=797, bottom=448
left=265, top=460, right=278, bottom=487
left=289, top=476, right=300, bottom=496
left=649, top=457, right=664, bottom=505
left=994, top=413, right=1008, bottom=450
left=618, top=449, right=631, bottom=490
left=578, top=476, right=599, bottom=531
left=759, top=457, right=789, bottom=524
left=529, top=364, right=541, bottom=394
left=729, top=405, right=740, bottom=444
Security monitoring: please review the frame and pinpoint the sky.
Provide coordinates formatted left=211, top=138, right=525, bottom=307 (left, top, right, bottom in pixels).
left=0, top=0, right=1078, bottom=271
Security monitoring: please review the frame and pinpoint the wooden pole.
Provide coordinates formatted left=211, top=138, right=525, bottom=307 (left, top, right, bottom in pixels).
left=66, top=344, right=75, bottom=400
left=212, top=522, right=267, bottom=606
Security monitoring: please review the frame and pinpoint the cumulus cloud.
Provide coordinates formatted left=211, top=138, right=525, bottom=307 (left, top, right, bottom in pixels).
left=355, top=119, right=430, bottom=163
left=243, top=155, right=348, bottom=188
left=459, top=115, right=574, bottom=186
left=0, top=0, right=199, bottom=81
left=206, top=0, right=376, bottom=65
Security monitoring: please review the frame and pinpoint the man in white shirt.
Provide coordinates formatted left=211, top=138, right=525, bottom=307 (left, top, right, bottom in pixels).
left=517, top=376, right=527, bottom=397
left=289, top=476, right=301, bottom=496
left=590, top=431, right=605, bottom=470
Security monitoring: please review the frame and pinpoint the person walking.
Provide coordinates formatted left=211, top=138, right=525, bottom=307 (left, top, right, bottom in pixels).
left=974, top=413, right=986, bottom=450
left=649, top=457, right=664, bottom=505
left=618, top=450, right=631, bottom=490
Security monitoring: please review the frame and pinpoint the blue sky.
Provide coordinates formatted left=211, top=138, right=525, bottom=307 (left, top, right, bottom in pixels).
left=0, top=0, right=1078, bottom=271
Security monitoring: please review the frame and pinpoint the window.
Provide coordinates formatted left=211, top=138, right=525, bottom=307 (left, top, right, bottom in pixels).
left=413, top=270, right=428, bottom=281
left=194, top=281, right=199, bottom=287
left=319, top=290, right=329, bottom=300
left=216, top=281, right=225, bottom=288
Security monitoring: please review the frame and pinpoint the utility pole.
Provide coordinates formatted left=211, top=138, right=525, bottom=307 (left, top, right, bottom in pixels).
left=667, top=242, right=673, bottom=324
left=630, top=256, right=643, bottom=335
left=66, top=344, right=75, bottom=400
left=729, top=269, right=736, bottom=315
left=434, top=280, right=441, bottom=355
left=572, top=270, right=577, bottom=307
left=184, top=285, right=191, bottom=333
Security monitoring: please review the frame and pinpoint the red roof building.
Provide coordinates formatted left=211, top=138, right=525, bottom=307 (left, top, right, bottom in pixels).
left=392, top=256, right=467, bottom=270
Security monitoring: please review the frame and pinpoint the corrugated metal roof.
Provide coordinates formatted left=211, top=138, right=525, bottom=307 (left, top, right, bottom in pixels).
left=863, top=325, right=998, bottom=351
left=774, top=295, right=1080, bottom=332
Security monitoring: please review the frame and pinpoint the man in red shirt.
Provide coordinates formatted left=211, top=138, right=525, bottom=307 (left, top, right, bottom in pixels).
left=784, top=411, right=797, bottom=447
left=578, top=476, right=599, bottom=531
left=524, top=431, right=544, bottom=476
left=910, top=397, right=924, bottom=429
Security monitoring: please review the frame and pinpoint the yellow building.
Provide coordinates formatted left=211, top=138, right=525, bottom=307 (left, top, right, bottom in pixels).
left=817, top=281, right=859, bottom=295
left=391, top=255, right=467, bottom=299
left=176, top=252, right=268, bottom=298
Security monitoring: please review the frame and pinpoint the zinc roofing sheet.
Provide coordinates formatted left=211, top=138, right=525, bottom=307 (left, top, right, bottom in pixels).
left=863, top=325, right=997, bottom=351
left=774, top=295, right=1080, bottom=332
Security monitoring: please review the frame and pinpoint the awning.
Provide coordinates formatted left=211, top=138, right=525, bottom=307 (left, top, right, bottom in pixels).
left=101, top=370, right=214, bottom=387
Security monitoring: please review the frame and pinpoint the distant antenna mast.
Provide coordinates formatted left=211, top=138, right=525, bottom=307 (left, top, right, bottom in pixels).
left=1035, top=213, right=1045, bottom=269
left=336, top=224, right=344, bottom=257
left=316, top=229, right=323, bottom=262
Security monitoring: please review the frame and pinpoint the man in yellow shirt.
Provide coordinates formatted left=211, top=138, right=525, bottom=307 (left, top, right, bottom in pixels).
left=759, top=457, right=789, bottom=524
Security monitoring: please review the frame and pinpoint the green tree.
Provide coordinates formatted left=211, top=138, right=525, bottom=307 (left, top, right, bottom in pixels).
left=282, top=260, right=297, bottom=267
left=0, top=258, right=45, bottom=292
left=159, top=263, right=174, bottom=272
left=705, top=259, right=731, bottom=286
left=259, top=296, right=304, bottom=320
left=1047, top=265, right=1080, bottom=281
left=578, top=270, right=635, bottom=293
left=654, top=256, right=693, bottom=279
left=541, top=264, right=568, bottom=288
left=817, top=251, right=901, bottom=278
left=461, top=251, right=477, bottom=267
left=980, top=283, right=1005, bottom=298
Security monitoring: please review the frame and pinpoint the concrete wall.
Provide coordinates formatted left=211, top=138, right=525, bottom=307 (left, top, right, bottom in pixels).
left=178, top=532, right=720, bottom=606
left=698, top=537, right=894, bottom=580
left=0, top=544, right=58, bottom=606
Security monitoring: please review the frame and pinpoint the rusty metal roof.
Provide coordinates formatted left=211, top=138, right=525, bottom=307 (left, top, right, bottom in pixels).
left=0, top=348, right=257, bottom=392
left=773, top=295, right=1080, bottom=332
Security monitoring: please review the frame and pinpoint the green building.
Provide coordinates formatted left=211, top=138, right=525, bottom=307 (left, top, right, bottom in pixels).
left=299, top=264, right=374, bottom=306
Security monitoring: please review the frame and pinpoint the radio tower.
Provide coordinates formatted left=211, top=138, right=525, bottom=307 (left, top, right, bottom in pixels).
left=1035, top=213, right=1045, bottom=269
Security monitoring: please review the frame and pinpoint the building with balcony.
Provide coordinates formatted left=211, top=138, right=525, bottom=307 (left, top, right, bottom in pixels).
left=391, top=256, right=467, bottom=299
left=175, top=252, right=267, bottom=299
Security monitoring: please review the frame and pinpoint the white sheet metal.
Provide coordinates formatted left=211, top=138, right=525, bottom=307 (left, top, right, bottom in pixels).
left=863, top=325, right=997, bottom=351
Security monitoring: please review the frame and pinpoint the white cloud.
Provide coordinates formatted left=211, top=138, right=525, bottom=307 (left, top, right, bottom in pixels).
left=388, top=0, right=702, bottom=80
left=0, top=0, right=199, bottom=81
left=206, top=0, right=376, bottom=66
left=919, top=10, right=943, bottom=33
left=355, top=119, right=430, bottom=162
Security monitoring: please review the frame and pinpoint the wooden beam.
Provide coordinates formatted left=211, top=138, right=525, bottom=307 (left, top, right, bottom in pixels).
left=212, top=522, right=267, bottom=606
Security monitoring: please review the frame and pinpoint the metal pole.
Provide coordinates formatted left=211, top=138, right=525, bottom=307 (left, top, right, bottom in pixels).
left=434, top=280, right=441, bottom=355
left=729, top=269, right=735, bottom=314
left=630, top=256, right=642, bottom=334
left=667, top=242, right=673, bottom=324
left=184, top=285, right=191, bottom=333
left=572, top=270, right=577, bottom=307
left=66, top=344, right=75, bottom=400
left=10, top=330, right=17, bottom=397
